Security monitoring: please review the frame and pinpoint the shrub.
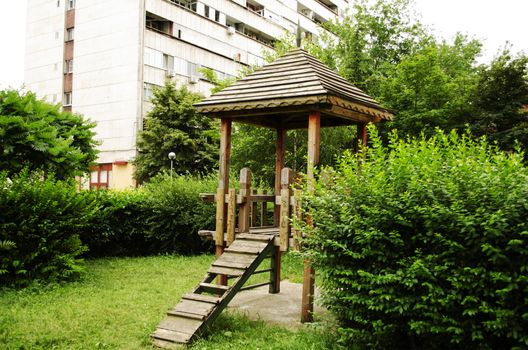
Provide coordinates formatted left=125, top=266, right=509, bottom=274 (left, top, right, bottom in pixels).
left=141, top=173, right=217, bottom=254
left=300, top=127, right=528, bottom=349
left=78, top=173, right=217, bottom=257
left=78, top=189, right=150, bottom=257
left=0, top=171, right=93, bottom=287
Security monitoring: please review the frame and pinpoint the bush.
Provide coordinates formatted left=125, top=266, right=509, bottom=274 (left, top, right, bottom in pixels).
left=78, top=173, right=217, bottom=257
left=78, top=189, right=150, bottom=257
left=141, top=173, right=217, bottom=254
left=0, top=171, right=93, bottom=287
left=300, top=127, right=528, bottom=349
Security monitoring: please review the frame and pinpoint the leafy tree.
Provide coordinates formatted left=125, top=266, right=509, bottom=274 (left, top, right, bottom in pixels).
left=134, top=80, right=218, bottom=183
left=470, top=50, right=528, bottom=152
left=308, top=0, right=428, bottom=97
left=0, top=89, right=98, bottom=178
left=379, top=35, right=482, bottom=137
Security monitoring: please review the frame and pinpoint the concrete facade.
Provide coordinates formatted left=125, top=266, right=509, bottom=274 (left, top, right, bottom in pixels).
left=25, top=0, right=345, bottom=188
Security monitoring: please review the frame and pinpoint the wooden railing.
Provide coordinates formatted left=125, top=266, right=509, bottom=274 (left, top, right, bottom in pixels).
left=200, top=167, right=300, bottom=251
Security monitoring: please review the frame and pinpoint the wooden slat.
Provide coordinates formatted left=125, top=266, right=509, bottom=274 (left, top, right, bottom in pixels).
left=152, top=328, right=192, bottom=344
left=238, top=168, right=251, bottom=233
left=208, top=266, right=245, bottom=277
left=167, top=310, right=205, bottom=321
left=182, top=293, right=219, bottom=304
left=199, top=282, right=229, bottom=294
left=250, top=194, right=276, bottom=202
left=173, top=300, right=215, bottom=317
left=202, top=88, right=328, bottom=104
left=279, top=188, right=290, bottom=252
left=249, top=227, right=279, bottom=235
left=216, top=252, right=257, bottom=264
left=228, top=240, right=269, bottom=249
left=157, top=316, right=202, bottom=335
left=224, top=245, right=262, bottom=254
left=152, top=336, right=189, bottom=348
left=226, top=188, right=236, bottom=246
left=236, top=233, right=274, bottom=241
left=212, top=260, right=250, bottom=269
left=293, top=189, right=303, bottom=251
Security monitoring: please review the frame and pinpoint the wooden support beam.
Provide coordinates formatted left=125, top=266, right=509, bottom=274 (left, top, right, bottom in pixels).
left=237, top=168, right=251, bottom=234
left=356, top=122, right=368, bottom=153
left=274, top=126, right=286, bottom=225
left=216, top=118, right=232, bottom=286
left=302, top=111, right=320, bottom=323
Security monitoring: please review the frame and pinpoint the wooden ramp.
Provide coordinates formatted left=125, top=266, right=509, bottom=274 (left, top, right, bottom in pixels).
left=152, top=233, right=276, bottom=348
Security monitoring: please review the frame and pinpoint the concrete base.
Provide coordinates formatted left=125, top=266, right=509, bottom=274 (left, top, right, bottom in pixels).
left=227, top=280, right=328, bottom=329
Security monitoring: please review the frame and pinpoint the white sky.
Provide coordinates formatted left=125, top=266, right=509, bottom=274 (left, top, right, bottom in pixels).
left=0, top=0, right=526, bottom=89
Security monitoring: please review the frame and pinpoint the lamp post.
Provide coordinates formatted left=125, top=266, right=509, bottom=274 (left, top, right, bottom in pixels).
left=168, top=152, right=176, bottom=178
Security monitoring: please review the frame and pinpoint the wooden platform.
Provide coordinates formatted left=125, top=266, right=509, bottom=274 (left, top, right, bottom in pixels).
left=151, top=234, right=276, bottom=347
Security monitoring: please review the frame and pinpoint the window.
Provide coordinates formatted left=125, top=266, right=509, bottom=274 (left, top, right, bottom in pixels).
left=163, top=54, right=174, bottom=71
left=90, top=164, right=112, bottom=190
left=66, top=0, right=75, bottom=10
left=63, top=92, right=72, bottom=106
left=65, top=27, right=74, bottom=41
left=65, top=59, right=73, bottom=73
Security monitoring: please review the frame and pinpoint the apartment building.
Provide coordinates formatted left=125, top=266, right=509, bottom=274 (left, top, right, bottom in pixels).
left=24, top=0, right=346, bottom=188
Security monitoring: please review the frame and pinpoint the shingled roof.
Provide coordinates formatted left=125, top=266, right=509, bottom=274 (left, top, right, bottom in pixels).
left=194, top=48, right=394, bottom=129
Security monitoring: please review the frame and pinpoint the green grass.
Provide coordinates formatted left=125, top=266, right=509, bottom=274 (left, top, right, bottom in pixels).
left=0, top=254, right=339, bottom=350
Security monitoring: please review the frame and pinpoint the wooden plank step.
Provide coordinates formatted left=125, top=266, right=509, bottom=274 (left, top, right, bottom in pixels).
left=152, top=328, right=192, bottom=345
left=167, top=310, right=205, bottom=321
left=172, top=299, right=215, bottom=317
left=152, top=337, right=187, bottom=349
left=213, top=260, right=249, bottom=269
left=229, top=240, right=270, bottom=248
left=157, top=315, right=202, bottom=335
left=182, top=293, right=219, bottom=304
left=224, top=245, right=262, bottom=254
left=199, top=282, right=230, bottom=294
left=208, top=266, right=245, bottom=277
left=237, top=233, right=275, bottom=241
left=249, top=227, right=280, bottom=235
left=217, top=252, right=258, bottom=264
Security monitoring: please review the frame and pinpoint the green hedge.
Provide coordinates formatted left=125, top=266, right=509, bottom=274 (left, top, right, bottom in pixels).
left=0, top=171, right=93, bottom=287
left=300, top=128, right=528, bottom=349
left=79, top=174, right=217, bottom=257
left=1, top=172, right=216, bottom=287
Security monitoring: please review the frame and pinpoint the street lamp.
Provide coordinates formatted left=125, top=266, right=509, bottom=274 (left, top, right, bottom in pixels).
left=168, top=152, right=176, bottom=177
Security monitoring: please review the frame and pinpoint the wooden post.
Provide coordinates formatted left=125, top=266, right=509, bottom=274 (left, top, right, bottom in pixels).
left=279, top=167, right=293, bottom=252
left=238, top=168, right=251, bottom=234
left=251, top=189, right=258, bottom=227
left=302, top=111, right=320, bottom=323
left=260, top=189, right=268, bottom=226
left=292, top=188, right=302, bottom=251
left=226, top=188, right=236, bottom=246
left=356, top=122, right=368, bottom=152
left=215, top=118, right=231, bottom=286
left=274, top=127, right=286, bottom=225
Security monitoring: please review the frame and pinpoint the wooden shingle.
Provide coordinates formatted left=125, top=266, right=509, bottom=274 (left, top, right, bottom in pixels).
left=194, top=48, right=394, bottom=128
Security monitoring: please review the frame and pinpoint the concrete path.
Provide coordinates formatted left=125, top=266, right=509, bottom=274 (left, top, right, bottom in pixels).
left=227, top=280, right=328, bottom=329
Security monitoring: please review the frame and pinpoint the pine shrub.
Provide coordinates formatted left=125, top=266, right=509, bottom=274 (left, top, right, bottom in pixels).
left=300, top=127, right=528, bottom=349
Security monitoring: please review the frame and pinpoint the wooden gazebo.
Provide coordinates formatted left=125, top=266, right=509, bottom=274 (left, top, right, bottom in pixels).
left=152, top=48, right=393, bottom=348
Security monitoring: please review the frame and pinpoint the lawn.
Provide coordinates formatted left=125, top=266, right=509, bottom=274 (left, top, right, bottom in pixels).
left=0, top=254, right=340, bottom=349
